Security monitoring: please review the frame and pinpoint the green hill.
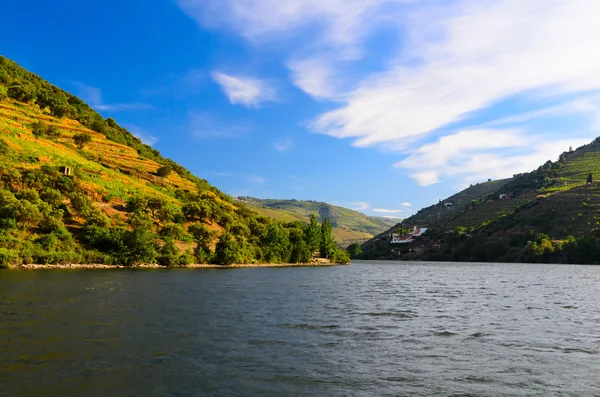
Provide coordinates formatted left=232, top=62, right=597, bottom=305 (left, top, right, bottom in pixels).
left=0, top=56, right=350, bottom=267
left=238, top=197, right=399, bottom=246
left=361, top=140, right=600, bottom=264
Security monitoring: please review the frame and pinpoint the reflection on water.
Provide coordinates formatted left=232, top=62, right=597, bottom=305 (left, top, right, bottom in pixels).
left=2, top=262, right=600, bottom=396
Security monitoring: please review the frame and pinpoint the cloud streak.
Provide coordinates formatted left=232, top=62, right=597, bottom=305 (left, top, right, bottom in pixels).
left=74, top=83, right=151, bottom=112
left=189, top=112, right=251, bottom=139
left=212, top=72, right=276, bottom=107
left=272, top=137, right=294, bottom=152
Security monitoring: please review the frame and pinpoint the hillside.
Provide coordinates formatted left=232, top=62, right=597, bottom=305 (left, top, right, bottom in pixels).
left=361, top=140, right=600, bottom=264
left=238, top=197, right=398, bottom=246
left=0, top=56, right=350, bottom=267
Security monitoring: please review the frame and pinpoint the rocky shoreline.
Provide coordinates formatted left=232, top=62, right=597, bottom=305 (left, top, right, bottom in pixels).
left=13, top=259, right=348, bottom=270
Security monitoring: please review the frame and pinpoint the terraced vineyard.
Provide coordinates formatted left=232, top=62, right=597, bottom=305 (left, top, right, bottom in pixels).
left=0, top=102, right=204, bottom=205
left=400, top=178, right=513, bottom=228
left=361, top=137, right=600, bottom=262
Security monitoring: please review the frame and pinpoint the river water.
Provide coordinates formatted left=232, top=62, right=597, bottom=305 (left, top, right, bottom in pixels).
left=1, top=261, right=600, bottom=396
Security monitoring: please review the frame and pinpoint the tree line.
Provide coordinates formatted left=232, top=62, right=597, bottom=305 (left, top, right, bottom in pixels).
left=0, top=166, right=350, bottom=268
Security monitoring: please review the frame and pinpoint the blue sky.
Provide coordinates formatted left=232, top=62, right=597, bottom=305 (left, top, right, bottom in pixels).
left=2, top=0, right=600, bottom=219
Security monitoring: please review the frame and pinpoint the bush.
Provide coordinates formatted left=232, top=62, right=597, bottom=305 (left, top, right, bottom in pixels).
left=73, top=133, right=92, bottom=149
left=330, top=249, right=351, bottom=264
left=30, top=121, right=48, bottom=138
left=178, top=252, right=194, bottom=266
left=214, top=232, right=243, bottom=265
left=0, top=248, right=18, bottom=268
left=0, top=85, right=8, bottom=100
left=157, top=239, right=180, bottom=267
left=156, top=165, right=173, bottom=177
left=346, top=243, right=362, bottom=258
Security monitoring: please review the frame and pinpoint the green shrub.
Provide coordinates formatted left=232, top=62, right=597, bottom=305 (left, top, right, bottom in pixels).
left=73, top=133, right=92, bottom=149
left=330, top=249, right=351, bottom=264
left=157, top=239, right=180, bottom=267
left=0, top=248, right=18, bottom=268
left=178, top=252, right=194, bottom=266
left=156, top=165, right=173, bottom=177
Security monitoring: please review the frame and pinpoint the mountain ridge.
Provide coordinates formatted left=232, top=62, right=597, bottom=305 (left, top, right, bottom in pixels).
left=360, top=140, right=600, bottom=263
left=238, top=196, right=399, bottom=246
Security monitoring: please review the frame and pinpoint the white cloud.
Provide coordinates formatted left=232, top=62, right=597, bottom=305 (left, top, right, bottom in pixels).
left=178, top=0, right=600, bottom=186
left=272, top=137, right=294, bottom=152
left=189, top=112, right=250, bottom=139
left=401, top=202, right=412, bottom=207
left=177, top=0, right=402, bottom=53
left=351, top=202, right=370, bottom=211
left=314, top=0, right=600, bottom=148
left=373, top=208, right=404, bottom=214
left=212, top=72, right=276, bottom=107
left=396, top=128, right=593, bottom=186
left=74, top=83, right=151, bottom=112
left=287, top=58, right=338, bottom=100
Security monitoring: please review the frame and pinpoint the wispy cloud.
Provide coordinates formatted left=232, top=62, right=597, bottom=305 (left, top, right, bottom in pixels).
left=74, top=82, right=151, bottom=112
left=272, top=137, right=294, bottom=152
left=212, top=72, right=276, bottom=107
left=248, top=175, right=267, bottom=184
left=396, top=129, right=591, bottom=186
left=351, top=202, right=370, bottom=211
left=287, top=58, right=339, bottom=100
left=313, top=0, right=600, bottom=148
left=176, top=0, right=400, bottom=53
left=189, top=112, right=251, bottom=139
left=177, top=0, right=600, bottom=186
left=401, top=202, right=412, bottom=207
left=372, top=208, right=404, bottom=214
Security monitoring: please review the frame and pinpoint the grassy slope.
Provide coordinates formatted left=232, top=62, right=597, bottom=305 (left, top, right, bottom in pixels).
left=239, top=197, right=398, bottom=246
left=362, top=138, right=600, bottom=259
left=0, top=99, right=226, bottom=234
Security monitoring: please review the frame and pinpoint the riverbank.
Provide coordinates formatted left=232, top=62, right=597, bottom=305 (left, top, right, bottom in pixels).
left=12, top=259, right=348, bottom=270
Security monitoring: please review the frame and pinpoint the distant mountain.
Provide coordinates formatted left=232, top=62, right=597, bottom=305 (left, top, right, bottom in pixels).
left=361, top=140, right=600, bottom=264
left=238, top=197, right=399, bottom=247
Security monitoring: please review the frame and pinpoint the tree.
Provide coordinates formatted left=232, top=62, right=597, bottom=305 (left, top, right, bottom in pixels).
left=346, top=243, right=362, bottom=258
left=30, top=121, right=48, bottom=138
left=288, top=227, right=311, bottom=263
left=262, top=223, right=290, bottom=263
left=214, top=232, right=243, bottom=265
left=157, top=238, right=180, bottom=267
left=182, top=200, right=212, bottom=223
left=319, top=218, right=335, bottom=258
left=40, top=188, right=63, bottom=208
left=69, top=192, right=93, bottom=215
left=73, top=133, right=92, bottom=149
left=16, top=200, right=43, bottom=229
left=188, top=222, right=215, bottom=246
left=305, top=214, right=321, bottom=252
left=156, top=165, right=173, bottom=177
left=45, top=125, right=60, bottom=139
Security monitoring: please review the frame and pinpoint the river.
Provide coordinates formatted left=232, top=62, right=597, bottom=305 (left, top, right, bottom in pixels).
left=1, top=261, right=600, bottom=396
